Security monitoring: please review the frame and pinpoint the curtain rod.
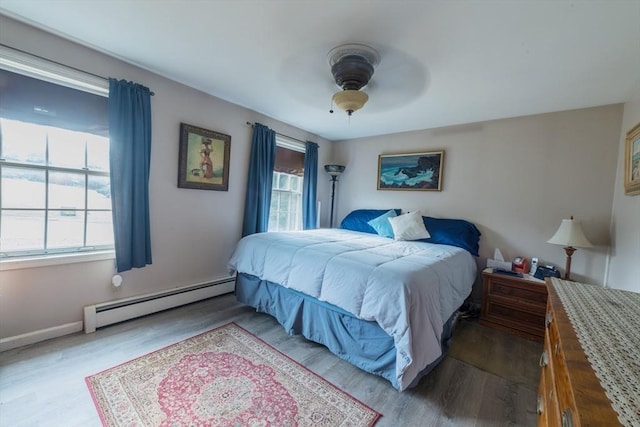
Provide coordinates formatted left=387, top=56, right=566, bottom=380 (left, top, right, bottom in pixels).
left=245, top=121, right=307, bottom=145
left=1, top=43, right=155, bottom=96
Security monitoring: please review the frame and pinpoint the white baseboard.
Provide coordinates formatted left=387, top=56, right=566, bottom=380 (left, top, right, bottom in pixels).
left=2, top=278, right=236, bottom=351
left=0, top=321, right=83, bottom=352
left=84, top=278, right=235, bottom=333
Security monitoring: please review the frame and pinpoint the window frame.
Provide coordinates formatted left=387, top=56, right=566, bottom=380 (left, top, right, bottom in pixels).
left=0, top=46, right=114, bottom=269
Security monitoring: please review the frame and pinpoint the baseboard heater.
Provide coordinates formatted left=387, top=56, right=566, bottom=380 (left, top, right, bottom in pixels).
left=83, top=277, right=235, bottom=333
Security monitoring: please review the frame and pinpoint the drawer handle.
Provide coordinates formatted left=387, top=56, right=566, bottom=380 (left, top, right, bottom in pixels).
left=537, top=396, right=544, bottom=415
left=539, top=350, right=549, bottom=367
left=554, top=342, right=559, bottom=356
left=562, top=408, right=573, bottom=427
left=546, top=311, right=553, bottom=327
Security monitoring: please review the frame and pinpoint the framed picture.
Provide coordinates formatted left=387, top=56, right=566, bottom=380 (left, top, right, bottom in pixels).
left=377, top=151, right=444, bottom=191
left=624, top=122, right=640, bottom=196
left=178, top=123, right=231, bottom=191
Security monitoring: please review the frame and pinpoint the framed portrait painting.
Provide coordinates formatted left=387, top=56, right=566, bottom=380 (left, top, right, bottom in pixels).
left=377, top=151, right=444, bottom=191
left=178, top=123, right=231, bottom=191
left=624, top=122, right=640, bottom=196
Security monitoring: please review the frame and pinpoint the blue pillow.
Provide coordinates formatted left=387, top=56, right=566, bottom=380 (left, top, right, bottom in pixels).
left=340, top=209, right=402, bottom=234
left=367, top=209, right=397, bottom=238
left=420, top=216, right=481, bottom=256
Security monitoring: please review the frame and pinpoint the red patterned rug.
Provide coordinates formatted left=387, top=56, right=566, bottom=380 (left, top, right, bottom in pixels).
left=86, top=322, right=380, bottom=426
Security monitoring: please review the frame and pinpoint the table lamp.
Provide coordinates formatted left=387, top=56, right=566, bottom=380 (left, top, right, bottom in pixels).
left=547, top=216, right=593, bottom=280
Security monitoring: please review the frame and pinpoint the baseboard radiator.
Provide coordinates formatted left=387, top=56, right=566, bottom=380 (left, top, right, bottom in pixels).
left=83, top=277, right=235, bottom=333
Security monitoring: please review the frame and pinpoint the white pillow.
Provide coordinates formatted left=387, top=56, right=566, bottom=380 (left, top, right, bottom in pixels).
left=388, top=211, right=431, bottom=241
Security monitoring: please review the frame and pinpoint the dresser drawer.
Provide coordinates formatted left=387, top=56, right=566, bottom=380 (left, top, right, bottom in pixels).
left=542, top=356, right=561, bottom=426
left=537, top=369, right=549, bottom=426
left=539, top=326, right=561, bottom=426
left=487, top=277, right=548, bottom=306
left=546, top=309, right=579, bottom=425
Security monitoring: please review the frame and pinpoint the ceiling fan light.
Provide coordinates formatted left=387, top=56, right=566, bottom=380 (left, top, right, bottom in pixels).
left=332, top=90, right=368, bottom=116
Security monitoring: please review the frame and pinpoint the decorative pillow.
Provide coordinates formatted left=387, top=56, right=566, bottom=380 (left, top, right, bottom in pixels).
left=367, top=209, right=397, bottom=238
left=340, top=209, right=402, bottom=234
left=420, top=216, right=481, bottom=256
left=388, top=211, right=431, bottom=241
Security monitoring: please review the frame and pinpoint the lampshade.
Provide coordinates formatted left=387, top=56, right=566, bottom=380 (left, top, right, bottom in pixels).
left=332, top=90, right=368, bottom=116
left=547, top=217, right=593, bottom=248
left=324, top=164, right=346, bottom=176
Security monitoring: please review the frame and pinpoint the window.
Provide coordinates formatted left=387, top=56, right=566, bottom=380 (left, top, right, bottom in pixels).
left=268, top=138, right=305, bottom=232
left=269, top=170, right=303, bottom=231
left=0, top=48, right=111, bottom=261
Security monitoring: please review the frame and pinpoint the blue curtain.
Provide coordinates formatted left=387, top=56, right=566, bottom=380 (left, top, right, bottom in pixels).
left=108, top=78, right=153, bottom=272
left=242, top=123, right=276, bottom=236
left=302, top=141, right=318, bottom=229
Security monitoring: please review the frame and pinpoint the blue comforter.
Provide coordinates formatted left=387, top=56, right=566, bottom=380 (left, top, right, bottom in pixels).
left=228, top=228, right=477, bottom=390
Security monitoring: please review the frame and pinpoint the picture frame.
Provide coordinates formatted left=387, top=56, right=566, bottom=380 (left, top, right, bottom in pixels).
left=377, top=150, right=444, bottom=191
left=624, top=122, right=640, bottom=196
left=178, top=123, right=231, bottom=191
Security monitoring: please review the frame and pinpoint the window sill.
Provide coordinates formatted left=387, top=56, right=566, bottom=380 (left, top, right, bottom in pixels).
left=0, top=250, right=115, bottom=271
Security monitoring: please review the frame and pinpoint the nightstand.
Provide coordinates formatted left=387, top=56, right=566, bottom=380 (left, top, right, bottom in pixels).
left=479, top=268, right=547, bottom=342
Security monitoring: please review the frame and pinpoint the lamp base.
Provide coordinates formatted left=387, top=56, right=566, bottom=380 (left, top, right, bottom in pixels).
left=563, top=246, right=576, bottom=280
left=329, top=176, right=337, bottom=228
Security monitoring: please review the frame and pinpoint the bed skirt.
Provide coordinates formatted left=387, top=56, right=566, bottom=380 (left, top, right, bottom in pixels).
left=235, top=272, right=457, bottom=390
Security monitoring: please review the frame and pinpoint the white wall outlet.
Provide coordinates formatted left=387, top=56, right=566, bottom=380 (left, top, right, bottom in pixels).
left=111, top=274, right=123, bottom=287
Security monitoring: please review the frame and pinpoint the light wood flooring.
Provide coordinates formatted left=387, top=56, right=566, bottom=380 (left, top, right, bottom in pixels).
left=0, top=293, right=541, bottom=426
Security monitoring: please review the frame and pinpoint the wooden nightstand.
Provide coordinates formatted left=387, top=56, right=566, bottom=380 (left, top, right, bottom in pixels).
left=479, top=268, right=547, bottom=342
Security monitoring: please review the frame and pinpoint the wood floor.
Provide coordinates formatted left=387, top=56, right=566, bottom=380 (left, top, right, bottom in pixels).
left=0, top=293, right=540, bottom=426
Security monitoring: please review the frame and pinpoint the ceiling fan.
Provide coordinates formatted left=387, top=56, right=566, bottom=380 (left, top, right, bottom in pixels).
left=328, top=43, right=380, bottom=116
left=277, top=43, right=426, bottom=117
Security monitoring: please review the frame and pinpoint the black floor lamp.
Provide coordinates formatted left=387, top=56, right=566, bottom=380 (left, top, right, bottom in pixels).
left=324, top=164, right=345, bottom=228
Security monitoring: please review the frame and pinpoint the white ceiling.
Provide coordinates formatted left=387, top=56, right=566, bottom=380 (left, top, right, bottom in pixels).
left=1, top=1, right=639, bottom=141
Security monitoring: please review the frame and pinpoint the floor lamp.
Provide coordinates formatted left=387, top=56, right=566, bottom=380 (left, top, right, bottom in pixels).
left=324, top=165, right=345, bottom=228
left=547, top=216, right=593, bottom=280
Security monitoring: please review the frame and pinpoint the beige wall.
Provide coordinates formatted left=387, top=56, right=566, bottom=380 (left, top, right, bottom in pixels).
left=0, top=16, right=333, bottom=340
left=606, top=88, right=640, bottom=292
left=334, top=105, right=623, bottom=298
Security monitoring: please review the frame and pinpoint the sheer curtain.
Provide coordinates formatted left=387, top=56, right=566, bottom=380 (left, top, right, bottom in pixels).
left=108, top=78, right=153, bottom=272
left=242, top=123, right=276, bottom=236
left=302, top=141, right=318, bottom=229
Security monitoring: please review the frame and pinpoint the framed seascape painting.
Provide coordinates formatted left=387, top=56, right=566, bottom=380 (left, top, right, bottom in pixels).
left=377, top=151, right=444, bottom=191
left=178, top=123, right=231, bottom=191
left=624, top=122, right=640, bottom=196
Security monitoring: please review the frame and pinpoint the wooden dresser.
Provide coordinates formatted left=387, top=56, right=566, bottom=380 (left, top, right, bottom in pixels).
left=480, top=269, right=547, bottom=341
left=538, top=279, right=621, bottom=426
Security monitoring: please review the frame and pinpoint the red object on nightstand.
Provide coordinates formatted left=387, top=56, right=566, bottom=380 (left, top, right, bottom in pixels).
left=512, top=257, right=530, bottom=273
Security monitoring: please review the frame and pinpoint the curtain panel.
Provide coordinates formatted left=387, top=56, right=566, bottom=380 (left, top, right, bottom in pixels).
left=108, top=78, right=153, bottom=272
left=242, top=123, right=276, bottom=237
left=302, top=141, right=318, bottom=229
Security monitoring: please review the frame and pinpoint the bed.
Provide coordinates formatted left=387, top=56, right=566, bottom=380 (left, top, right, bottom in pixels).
left=228, top=209, right=480, bottom=391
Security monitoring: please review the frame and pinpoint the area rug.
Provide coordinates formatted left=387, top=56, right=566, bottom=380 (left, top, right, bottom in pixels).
left=86, top=322, right=380, bottom=426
